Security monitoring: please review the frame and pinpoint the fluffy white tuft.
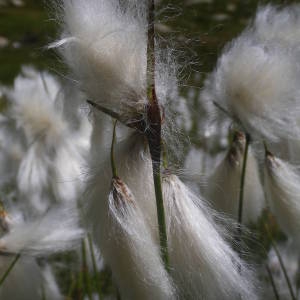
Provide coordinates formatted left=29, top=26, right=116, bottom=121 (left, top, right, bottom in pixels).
left=264, top=153, right=300, bottom=244
left=207, top=33, right=300, bottom=141
left=205, top=132, right=265, bottom=223
left=252, top=5, right=300, bottom=50
left=52, top=0, right=148, bottom=119
left=163, top=174, right=258, bottom=300
left=100, top=176, right=176, bottom=300
left=0, top=206, right=83, bottom=256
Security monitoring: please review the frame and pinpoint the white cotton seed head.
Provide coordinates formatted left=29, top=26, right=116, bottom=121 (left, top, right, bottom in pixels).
left=208, top=34, right=300, bottom=141
left=92, top=176, right=176, bottom=300
left=87, top=132, right=157, bottom=240
left=163, top=174, right=258, bottom=300
left=264, top=153, right=300, bottom=244
left=52, top=0, right=148, bottom=118
left=6, top=66, right=66, bottom=146
left=0, top=206, right=83, bottom=256
left=205, top=132, right=265, bottom=223
left=252, top=5, right=300, bottom=50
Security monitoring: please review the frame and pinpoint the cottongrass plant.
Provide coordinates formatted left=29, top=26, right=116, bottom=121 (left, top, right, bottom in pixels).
left=201, top=4, right=300, bottom=300
left=6, top=1, right=300, bottom=299
left=48, top=0, right=264, bottom=298
left=264, top=151, right=300, bottom=245
left=206, top=131, right=264, bottom=224
left=162, top=173, right=257, bottom=300
left=206, top=33, right=300, bottom=142
left=2, top=66, right=91, bottom=214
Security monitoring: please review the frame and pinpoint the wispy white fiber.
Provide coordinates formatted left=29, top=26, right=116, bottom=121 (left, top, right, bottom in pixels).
left=52, top=0, right=148, bottom=119
left=41, top=264, right=63, bottom=300
left=2, top=67, right=91, bottom=212
left=252, top=5, right=300, bottom=50
left=101, top=177, right=176, bottom=300
left=86, top=130, right=178, bottom=299
left=0, top=206, right=83, bottom=256
left=264, top=152, right=300, bottom=243
left=206, top=32, right=300, bottom=141
left=87, top=132, right=157, bottom=240
left=163, top=174, right=258, bottom=300
left=206, top=132, right=265, bottom=223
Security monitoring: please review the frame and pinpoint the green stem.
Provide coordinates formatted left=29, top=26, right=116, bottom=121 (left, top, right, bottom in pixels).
left=0, top=253, right=20, bottom=286
left=237, top=133, right=250, bottom=224
left=81, top=239, right=92, bottom=300
left=265, top=224, right=296, bottom=300
left=111, top=121, right=118, bottom=178
left=272, top=239, right=296, bottom=300
left=266, top=264, right=281, bottom=300
left=87, top=100, right=122, bottom=122
left=66, top=273, right=76, bottom=300
left=153, top=163, right=169, bottom=269
left=146, top=0, right=169, bottom=271
left=87, top=233, right=103, bottom=300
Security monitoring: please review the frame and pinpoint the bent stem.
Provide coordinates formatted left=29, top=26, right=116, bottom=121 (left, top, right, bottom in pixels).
left=265, top=224, right=296, bottom=300
left=146, top=0, right=169, bottom=271
left=0, top=253, right=20, bottom=286
left=266, top=264, right=281, bottom=300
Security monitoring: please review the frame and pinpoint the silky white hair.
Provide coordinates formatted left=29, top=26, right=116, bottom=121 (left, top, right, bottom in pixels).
left=206, top=27, right=300, bottom=142
left=206, top=132, right=265, bottom=223
left=252, top=5, right=300, bottom=50
left=264, top=153, right=300, bottom=244
left=163, top=174, right=258, bottom=300
left=0, top=205, right=83, bottom=256
left=102, top=177, right=176, bottom=299
left=2, top=67, right=91, bottom=213
left=51, top=0, right=148, bottom=119
left=85, top=130, right=178, bottom=299
left=207, top=4, right=300, bottom=141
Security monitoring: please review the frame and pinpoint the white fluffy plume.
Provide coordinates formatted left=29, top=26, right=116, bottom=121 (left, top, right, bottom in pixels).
left=85, top=131, right=178, bottom=299
left=264, top=152, right=300, bottom=244
left=205, top=3, right=300, bottom=144
left=2, top=67, right=91, bottom=213
left=101, top=176, right=176, bottom=300
left=252, top=5, right=300, bottom=50
left=206, top=27, right=300, bottom=141
left=52, top=0, right=148, bottom=119
left=162, top=174, right=257, bottom=300
left=0, top=206, right=83, bottom=256
left=206, top=132, right=265, bottom=223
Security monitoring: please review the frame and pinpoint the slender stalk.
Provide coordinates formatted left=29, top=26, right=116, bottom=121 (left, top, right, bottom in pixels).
left=81, top=239, right=92, bottom=300
left=66, top=273, right=77, bottom=300
left=0, top=253, right=20, bottom=286
left=265, top=224, right=296, bottom=300
left=272, top=239, right=296, bottom=300
left=87, top=233, right=103, bottom=300
left=87, top=100, right=122, bottom=122
left=266, top=264, right=281, bottom=300
left=146, top=0, right=169, bottom=270
left=111, top=120, right=118, bottom=178
left=237, top=133, right=250, bottom=224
